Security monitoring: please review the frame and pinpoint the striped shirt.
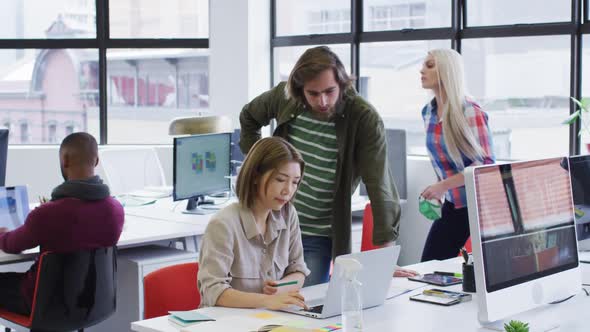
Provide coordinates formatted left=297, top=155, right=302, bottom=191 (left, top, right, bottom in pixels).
left=288, top=113, right=338, bottom=237
left=422, top=98, right=495, bottom=208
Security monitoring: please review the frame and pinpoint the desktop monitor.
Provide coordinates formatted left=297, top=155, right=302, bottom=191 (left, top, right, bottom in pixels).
left=465, top=157, right=580, bottom=327
left=0, top=129, right=7, bottom=186
left=173, top=133, right=231, bottom=214
left=568, top=155, right=590, bottom=251
left=0, top=186, right=29, bottom=230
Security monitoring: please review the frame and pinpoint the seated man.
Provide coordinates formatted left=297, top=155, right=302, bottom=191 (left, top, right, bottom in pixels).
left=0, top=132, right=124, bottom=315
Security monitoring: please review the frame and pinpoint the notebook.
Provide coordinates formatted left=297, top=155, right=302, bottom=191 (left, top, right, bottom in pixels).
left=168, top=311, right=214, bottom=327
left=0, top=186, right=29, bottom=231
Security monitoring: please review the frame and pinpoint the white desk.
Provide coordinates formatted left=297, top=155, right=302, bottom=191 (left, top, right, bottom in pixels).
left=131, top=258, right=590, bottom=332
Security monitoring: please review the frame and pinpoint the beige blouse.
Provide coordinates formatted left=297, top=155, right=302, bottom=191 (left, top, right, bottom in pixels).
left=197, top=202, right=310, bottom=307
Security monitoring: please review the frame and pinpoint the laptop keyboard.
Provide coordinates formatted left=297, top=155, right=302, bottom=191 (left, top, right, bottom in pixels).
left=303, top=305, right=323, bottom=314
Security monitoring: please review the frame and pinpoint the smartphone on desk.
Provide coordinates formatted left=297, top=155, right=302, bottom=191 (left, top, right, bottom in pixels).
left=408, top=273, right=462, bottom=286
left=409, top=293, right=460, bottom=306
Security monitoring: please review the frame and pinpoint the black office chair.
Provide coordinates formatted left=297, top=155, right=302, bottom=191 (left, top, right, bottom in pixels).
left=0, top=247, right=117, bottom=332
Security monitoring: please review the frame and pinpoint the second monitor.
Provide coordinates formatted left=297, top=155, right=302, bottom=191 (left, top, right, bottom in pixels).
left=173, top=133, right=231, bottom=214
left=568, top=154, right=590, bottom=251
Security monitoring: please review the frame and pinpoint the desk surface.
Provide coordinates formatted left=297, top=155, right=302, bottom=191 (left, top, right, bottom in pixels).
left=131, top=258, right=590, bottom=332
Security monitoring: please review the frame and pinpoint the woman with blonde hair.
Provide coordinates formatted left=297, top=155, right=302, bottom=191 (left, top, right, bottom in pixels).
left=419, top=49, right=495, bottom=261
left=197, top=137, right=310, bottom=310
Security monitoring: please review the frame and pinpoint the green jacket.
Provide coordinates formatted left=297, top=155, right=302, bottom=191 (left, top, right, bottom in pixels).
left=239, top=82, right=401, bottom=258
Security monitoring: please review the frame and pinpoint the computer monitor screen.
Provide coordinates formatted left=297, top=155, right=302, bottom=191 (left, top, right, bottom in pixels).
left=173, top=133, right=231, bottom=211
left=568, top=155, right=590, bottom=250
left=466, top=157, right=580, bottom=324
left=0, top=129, right=8, bottom=186
left=0, top=186, right=29, bottom=231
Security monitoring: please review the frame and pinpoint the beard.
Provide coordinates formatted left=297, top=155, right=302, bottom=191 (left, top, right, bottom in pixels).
left=308, top=99, right=340, bottom=121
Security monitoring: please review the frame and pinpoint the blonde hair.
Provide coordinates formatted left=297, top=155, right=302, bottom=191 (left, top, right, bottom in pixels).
left=429, top=49, right=485, bottom=167
left=286, top=46, right=354, bottom=104
left=235, top=137, right=305, bottom=209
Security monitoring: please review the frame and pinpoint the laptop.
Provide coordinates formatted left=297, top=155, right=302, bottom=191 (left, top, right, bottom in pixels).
left=282, top=245, right=401, bottom=319
left=0, top=186, right=30, bottom=231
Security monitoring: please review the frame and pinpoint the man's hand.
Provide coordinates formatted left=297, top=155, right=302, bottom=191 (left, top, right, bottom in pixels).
left=0, top=227, right=8, bottom=234
left=393, top=267, right=419, bottom=278
left=263, top=291, right=308, bottom=311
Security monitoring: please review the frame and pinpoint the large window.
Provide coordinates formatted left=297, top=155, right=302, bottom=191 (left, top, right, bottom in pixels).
left=363, top=0, right=450, bottom=31
left=360, top=40, right=449, bottom=155
left=466, top=0, right=570, bottom=26
left=0, top=0, right=209, bottom=144
left=462, top=36, right=570, bottom=160
left=275, top=0, right=350, bottom=36
left=272, top=0, right=585, bottom=159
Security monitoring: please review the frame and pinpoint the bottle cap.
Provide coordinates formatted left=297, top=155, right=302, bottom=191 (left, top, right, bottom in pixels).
left=336, top=257, right=362, bottom=279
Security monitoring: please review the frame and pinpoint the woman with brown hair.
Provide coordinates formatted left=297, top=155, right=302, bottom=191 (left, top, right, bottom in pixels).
left=197, top=137, right=310, bottom=310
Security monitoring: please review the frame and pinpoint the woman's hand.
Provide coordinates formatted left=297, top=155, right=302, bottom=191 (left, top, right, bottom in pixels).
left=421, top=182, right=446, bottom=201
left=263, top=291, right=308, bottom=311
left=262, top=280, right=279, bottom=295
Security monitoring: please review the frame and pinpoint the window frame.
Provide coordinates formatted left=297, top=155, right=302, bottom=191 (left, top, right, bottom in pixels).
left=0, top=0, right=209, bottom=145
left=271, top=0, right=585, bottom=156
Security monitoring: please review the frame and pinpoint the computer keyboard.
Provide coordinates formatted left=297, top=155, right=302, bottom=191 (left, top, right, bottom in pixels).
left=303, top=304, right=323, bottom=313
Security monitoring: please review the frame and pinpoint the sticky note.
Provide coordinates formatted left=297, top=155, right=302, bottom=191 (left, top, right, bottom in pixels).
left=252, top=312, right=279, bottom=319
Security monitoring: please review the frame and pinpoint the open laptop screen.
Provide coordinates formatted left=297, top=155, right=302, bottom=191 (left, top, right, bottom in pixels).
left=0, top=186, right=29, bottom=231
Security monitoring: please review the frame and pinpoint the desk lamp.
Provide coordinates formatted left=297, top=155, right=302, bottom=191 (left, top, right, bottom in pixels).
left=168, top=115, right=233, bottom=136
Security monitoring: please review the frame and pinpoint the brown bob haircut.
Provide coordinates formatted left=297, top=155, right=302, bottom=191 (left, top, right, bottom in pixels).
left=236, top=137, right=305, bottom=209
left=286, top=46, right=354, bottom=105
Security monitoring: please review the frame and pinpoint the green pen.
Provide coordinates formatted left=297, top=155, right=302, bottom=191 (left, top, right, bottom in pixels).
left=275, top=280, right=298, bottom=287
left=434, top=271, right=463, bottom=278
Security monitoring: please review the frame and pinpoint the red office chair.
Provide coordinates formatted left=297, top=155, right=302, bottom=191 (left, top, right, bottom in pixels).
left=464, top=237, right=472, bottom=253
left=0, top=247, right=117, bottom=332
left=361, top=203, right=384, bottom=252
left=457, top=237, right=473, bottom=258
left=143, top=262, right=200, bottom=319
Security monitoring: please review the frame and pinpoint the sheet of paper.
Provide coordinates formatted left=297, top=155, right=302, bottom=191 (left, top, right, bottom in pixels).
left=387, top=277, right=427, bottom=299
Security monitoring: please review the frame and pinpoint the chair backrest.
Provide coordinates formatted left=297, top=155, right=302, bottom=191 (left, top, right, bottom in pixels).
left=458, top=237, right=473, bottom=257
left=99, top=147, right=166, bottom=195
left=361, top=203, right=383, bottom=252
left=30, top=247, right=117, bottom=331
left=143, top=262, right=200, bottom=319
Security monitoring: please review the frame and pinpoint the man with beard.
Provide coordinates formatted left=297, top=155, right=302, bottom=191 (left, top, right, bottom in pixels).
left=0, top=132, right=124, bottom=315
left=240, top=46, right=408, bottom=285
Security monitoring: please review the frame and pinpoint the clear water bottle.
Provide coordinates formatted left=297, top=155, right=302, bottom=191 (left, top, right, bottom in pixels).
left=338, top=257, right=363, bottom=332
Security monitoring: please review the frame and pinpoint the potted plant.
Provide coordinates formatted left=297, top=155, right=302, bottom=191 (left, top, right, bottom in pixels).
left=504, top=320, right=530, bottom=332
left=563, top=97, right=590, bottom=152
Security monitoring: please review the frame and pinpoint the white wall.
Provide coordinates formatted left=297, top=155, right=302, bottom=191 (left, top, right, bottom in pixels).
left=209, top=0, right=270, bottom=126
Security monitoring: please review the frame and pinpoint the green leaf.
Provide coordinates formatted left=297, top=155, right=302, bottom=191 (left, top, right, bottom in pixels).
left=571, top=97, right=587, bottom=111
left=562, top=110, right=581, bottom=125
left=504, top=320, right=530, bottom=332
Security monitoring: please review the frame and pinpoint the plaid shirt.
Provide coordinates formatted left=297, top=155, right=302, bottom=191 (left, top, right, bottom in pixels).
left=422, top=98, right=495, bottom=208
